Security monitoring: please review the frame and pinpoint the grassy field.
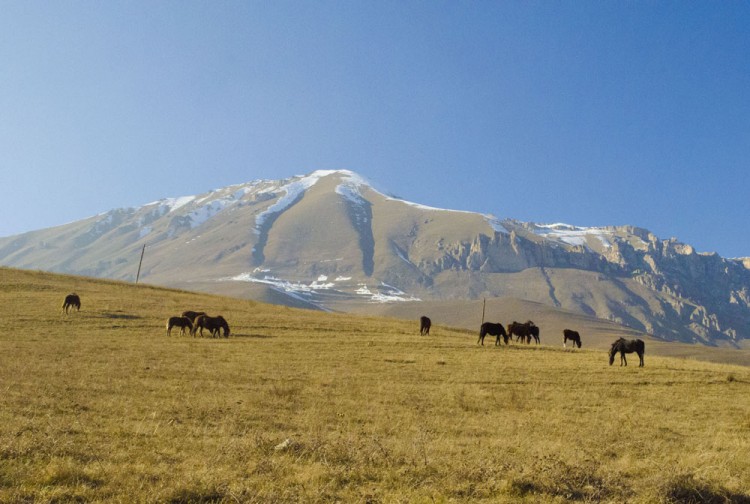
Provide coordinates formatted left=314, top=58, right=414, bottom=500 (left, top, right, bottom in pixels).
left=1, top=267, right=749, bottom=503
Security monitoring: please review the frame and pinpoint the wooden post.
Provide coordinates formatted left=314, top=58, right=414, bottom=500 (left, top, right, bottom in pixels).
left=481, top=297, right=486, bottom=325
left=135, top=244, right=146, bottom=284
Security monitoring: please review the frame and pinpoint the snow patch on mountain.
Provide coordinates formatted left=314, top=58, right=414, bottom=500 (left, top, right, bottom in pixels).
left=356, top=283, right=421, bottom=303
left=486, top=215, right=510, bottom=234
left=227, top=269, right=420, bottom=305
left=531, top=223, right=613, bottom=248
left=157, top=196, right=196, bottom=212
left=254, top=172, right=331, bottom=234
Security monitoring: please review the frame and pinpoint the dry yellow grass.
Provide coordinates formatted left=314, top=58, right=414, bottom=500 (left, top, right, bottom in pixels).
left=1, top=267, right=749, bottom=503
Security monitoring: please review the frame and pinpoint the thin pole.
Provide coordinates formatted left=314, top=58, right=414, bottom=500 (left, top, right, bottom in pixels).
left=481, top=298, right=486, bottom=325
left=136, top=244, right=146, bottom=284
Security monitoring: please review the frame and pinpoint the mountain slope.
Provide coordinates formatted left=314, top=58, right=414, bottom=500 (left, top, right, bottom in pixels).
left=1, top=169, right=749, bottom=347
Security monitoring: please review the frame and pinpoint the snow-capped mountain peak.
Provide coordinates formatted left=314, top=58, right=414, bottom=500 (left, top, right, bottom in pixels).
left=1, top=169, right=749, bottom=347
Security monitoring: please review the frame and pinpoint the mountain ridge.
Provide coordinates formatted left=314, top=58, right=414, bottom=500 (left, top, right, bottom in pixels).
left=1, top=169, right=748, bottom=347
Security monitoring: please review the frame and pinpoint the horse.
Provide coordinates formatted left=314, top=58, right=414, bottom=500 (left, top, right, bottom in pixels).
left=507, top=321, right=529, bottom=343
left=192, top=314, right=230, bottom=338
left=528, top=323, right=540, bottom=344
left=181, top=310, right=206, bottom=323
left=563, top=329, right=582, bottom=348
left=62, top=293, right=81, bottom=314
left=609, top=338, right=645, bottom=367
left=478, top=322, right=509, bottom=346
left=420, top=316, right=432, bottom=335
left=507, top=321, right=539, bottom=344
left=166, top=316, right=193, bottom=336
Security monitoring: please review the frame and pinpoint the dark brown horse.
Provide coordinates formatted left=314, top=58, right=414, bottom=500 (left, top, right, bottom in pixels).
left=507, top=321, right=540, bottom=344
left=563, top=329, right=582, bottom=348
left=62, top=293, right=81, bottom=314
left=192, top=315, right=230, bottom=338
left=478, top=322, right=509, bottom=346
left=166, top=316, right=193, bottom=336
left=609, top=338, right=645, bottom=367
left=181, top=310, right=206, bottom=323
left=420, top=316, right=432, bottom=335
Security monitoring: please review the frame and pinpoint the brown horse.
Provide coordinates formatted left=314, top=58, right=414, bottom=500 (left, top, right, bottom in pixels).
left=181, top=310, right=206, bottom=323
left=507, top=321, right=540, bottom=344
left=563, top=329, right=582, bottom=348
left=609, top=338, right=645, bottom=367
left=478, top=322, right=509, bottom=346
left=166, top=316, right=193, bottom=336
left=62, top=293, right=81, bottom=314
left=192, top=315, right=230, bottom=338
left=420, top=316, right=432, bottom=335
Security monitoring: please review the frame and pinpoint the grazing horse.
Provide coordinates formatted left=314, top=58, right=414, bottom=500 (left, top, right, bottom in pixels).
left=478, top=322, right=509, bottom=346
left=563, top=329, right=582, bottom=348
left=192, top=315, right=230, bottom=338
left=528, top=323, right=540, bottom=344
left=507, top=321, right=539, bottom=344
left=181, top=310, right=206, bottom=323
left=420, top=316, right=432, bottom=335
left=62, top=293, right=81, bottom=314
left=609, top=338, right=645, bottom=367
left=166, top=316, right=193, bottom=336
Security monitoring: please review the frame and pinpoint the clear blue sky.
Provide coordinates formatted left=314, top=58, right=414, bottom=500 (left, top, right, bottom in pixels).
left=1, top=1, right=749, bottom=257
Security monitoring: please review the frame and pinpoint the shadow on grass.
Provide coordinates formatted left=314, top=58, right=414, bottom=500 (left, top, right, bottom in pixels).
left=98, top=312, right=143, bottom=320
left=661, top=473, right=750, bottom=504
left=234, top=333, right=275, bottom=339
left=166, top=485, right=226, bottom=504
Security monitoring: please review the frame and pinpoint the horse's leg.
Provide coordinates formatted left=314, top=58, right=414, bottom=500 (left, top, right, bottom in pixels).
left=639, top=352, right=644, bottom=367
left=621, top=353, right=627, bottom=366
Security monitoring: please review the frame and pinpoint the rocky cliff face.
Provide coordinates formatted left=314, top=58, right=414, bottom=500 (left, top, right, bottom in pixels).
left=400, top=221, right=749, bottom=345
left=0, top=170, right=748, bottom=346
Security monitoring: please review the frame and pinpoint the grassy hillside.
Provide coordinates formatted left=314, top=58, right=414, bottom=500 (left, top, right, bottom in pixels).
left=349, top=297, right=750, bottom=367
left=1, top=267, right=749, bottom=503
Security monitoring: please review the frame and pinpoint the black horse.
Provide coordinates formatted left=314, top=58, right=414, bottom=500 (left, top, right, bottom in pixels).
left=192, top=314, right=230, bottom=338
left=62, top=293, right=81, bottom=314
left=478, top=322, right=509, bottom=346
left=563, top=329, right=582, bottom=348
left=507, top=321, right=540, bottom=344
left=609, top=338, right=645, bottom=367
left=420, top=316, right=432, bottom=335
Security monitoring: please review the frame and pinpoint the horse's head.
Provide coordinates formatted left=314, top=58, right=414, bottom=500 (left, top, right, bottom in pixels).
left=609, top=339, right=623, bottom=365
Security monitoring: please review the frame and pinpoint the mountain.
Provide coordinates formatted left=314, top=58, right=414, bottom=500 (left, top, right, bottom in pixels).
left=1, top=169, right=749, bottom=347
